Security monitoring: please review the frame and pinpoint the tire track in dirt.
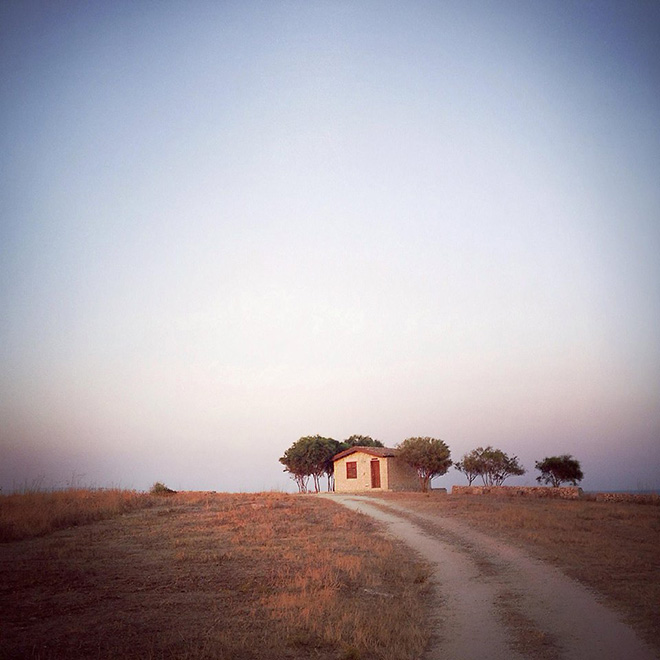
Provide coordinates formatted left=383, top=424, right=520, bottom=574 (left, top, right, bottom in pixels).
left=328, top=495, right=657, bottom=660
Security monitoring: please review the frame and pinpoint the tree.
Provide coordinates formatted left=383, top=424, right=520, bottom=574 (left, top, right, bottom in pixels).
left=479, top=447, right=525, bottom=486
left=454, top=453, right=480, bottom=485
left=341, top=435, right=384, bottom=449
left=535, top=455, right=584, bottom=487
left=321, top=437, right=343, bottom=491
left=397, top=436, right=452, bottom=492
left=279, top=436, right=339, bottom=493
left=457, top=446, right=525, bottom=486
left=279, top=439, right=312, bottom=493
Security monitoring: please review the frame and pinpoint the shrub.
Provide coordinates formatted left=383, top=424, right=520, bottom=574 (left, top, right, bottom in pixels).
left=150, top=482, right=177, bottom=495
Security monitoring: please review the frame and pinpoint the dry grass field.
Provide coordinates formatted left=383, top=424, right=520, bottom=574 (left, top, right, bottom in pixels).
left=376, top=490, right=660, bottom=653
left=0, top=488, right=157, bottom=542
left=0, top=490, right=431, bottom=660
left=3, top=488, right=658, bottom=659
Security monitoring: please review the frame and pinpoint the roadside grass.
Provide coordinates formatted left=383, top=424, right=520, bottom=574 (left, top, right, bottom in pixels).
left=0, top=491, right=431, bottom=660
left=377, top=491, right=660, bottom=651
left=0, top=488, right=157, bottom=542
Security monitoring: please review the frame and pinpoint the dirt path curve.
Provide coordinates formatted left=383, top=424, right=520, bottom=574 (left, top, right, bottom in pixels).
left=326, top=495, right=657, bottom=660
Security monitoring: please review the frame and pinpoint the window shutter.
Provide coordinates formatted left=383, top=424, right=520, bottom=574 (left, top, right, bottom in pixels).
left=346, top=461, right=357, bottom=479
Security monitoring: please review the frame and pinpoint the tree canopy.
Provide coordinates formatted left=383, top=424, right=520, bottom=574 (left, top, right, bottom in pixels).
left=279, top=433, right=386, bottom=492
left=279, top=435, right=340, bottom=492
left=455, top=446, right=525, bottom=486
left=454, top=453, right=481, bottom=485
left=341, top=435, right=384, bottom=449
left=535, top=455, right=584, bottom=487
left=397, top=436, right=451, bottom=492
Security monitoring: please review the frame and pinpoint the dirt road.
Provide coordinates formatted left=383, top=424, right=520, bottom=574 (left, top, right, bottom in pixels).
left=328, top=495, right=657, bottom=660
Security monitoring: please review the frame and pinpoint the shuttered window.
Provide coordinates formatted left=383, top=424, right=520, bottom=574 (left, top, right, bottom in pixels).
left=346, top=461, right=357, bottom=479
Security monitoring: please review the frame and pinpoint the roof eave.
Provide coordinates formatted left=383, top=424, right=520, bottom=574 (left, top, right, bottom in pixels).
left=333, top=446, right=398, bottom=461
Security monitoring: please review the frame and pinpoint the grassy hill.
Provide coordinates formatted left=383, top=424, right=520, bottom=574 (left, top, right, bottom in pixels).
left=0, top=490, right=430, bottom=660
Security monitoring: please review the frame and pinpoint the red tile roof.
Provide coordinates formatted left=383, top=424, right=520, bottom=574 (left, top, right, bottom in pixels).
left=332, top=446, right=398, bottom=461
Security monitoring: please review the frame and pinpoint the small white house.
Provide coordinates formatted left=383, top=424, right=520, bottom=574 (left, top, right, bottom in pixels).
left=333, top=446, right=420, bottom=492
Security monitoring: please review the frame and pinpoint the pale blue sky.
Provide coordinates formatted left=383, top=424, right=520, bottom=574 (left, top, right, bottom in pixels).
left=1, top=1, right=659, bottom=492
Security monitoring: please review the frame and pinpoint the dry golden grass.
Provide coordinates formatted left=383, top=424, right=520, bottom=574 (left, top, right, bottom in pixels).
left=0, top=488, right=157, bottom=542
left=0, top=491, right=431, bottom=660
left=376, top=491, right=660, bottom=652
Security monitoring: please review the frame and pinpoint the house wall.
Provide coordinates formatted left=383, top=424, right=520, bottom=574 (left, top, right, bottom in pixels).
left=386, top=459, right=421, bottom=491
left=334, top=453, right=381, bottom=492
left=334, top=453, right=421, bottom=492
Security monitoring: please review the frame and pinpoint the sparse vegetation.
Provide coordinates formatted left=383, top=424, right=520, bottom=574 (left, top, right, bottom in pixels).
left=0, top=488, right=155, bottom=542
left=5, top=486, right=657, bottom=657
left=0, top=491, right=431, bottom=660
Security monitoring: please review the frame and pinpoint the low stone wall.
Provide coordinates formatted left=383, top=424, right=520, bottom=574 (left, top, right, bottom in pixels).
left=451, top=485, right=583, bottom=499
left=592, top=492, right=660, bottom=505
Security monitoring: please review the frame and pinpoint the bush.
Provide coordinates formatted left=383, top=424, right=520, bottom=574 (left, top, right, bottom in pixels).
left=150, top=482, right=177, bottom=495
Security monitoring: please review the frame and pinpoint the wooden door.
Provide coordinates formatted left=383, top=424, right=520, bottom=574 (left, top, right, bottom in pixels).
left=370, top=459, right=381, bottom=488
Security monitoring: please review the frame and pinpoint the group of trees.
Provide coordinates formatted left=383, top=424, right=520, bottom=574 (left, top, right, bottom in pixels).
left=454, top=447, right=583, bottom=488
left=279, top=435, right=452, bottom=493
left=454, top=446, right=525, bottom=486
left=280, top=435, right=583, bottom=493
left=279, top=435, right=383, bottom=493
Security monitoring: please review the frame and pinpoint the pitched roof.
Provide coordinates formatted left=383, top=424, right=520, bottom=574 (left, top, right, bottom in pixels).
left=332, top=446, right=398, bottom=461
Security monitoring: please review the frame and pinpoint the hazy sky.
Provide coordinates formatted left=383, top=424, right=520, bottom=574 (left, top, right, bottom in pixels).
left=1, top=1, right=659, bottom=493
